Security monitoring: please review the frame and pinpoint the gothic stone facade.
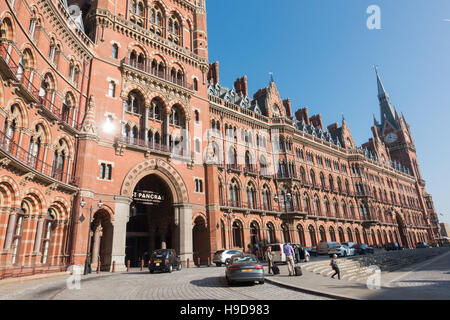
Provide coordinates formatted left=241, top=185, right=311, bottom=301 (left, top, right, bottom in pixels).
left=0, top=0, right=440, bottom=278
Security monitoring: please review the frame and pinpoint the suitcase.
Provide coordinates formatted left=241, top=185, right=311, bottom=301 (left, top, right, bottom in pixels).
left=294, top=266, right=302, bottom=276
left=272, top=265, right=280, bottom=275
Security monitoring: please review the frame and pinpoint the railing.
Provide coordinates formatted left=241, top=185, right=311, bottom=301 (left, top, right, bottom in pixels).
left=117, top=136, right=190, bottom=156
left=0, top=42, right=80, bottom=131
left=226, top=164, right=242, bottom=172
left=16, top=72, right=40, bottom=100
left=37, top=97, right=82, bottom=131
left=0, top=130, right=75, bottom=185
left=0, top=42, right=19, bottom=75
left=121, top=58, right=193, bottom=90
left=243, top=166, right=258, bottom=175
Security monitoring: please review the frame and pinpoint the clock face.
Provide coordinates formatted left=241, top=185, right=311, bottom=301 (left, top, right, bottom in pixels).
left=385, top=132, right=398, bottom=143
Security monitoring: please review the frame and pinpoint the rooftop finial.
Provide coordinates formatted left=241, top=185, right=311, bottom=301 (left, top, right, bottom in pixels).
left=269, top=72, right=274, bottom=84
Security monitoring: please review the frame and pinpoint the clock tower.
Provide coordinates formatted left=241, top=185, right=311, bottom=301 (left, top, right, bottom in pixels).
left=374, top=68, right=440, bottom=240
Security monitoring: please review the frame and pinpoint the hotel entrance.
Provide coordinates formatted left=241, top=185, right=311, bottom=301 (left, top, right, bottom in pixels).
left=125, top=174, right=175, bottom=267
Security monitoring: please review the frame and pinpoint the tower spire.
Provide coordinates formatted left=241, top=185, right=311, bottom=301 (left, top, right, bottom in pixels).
left=375, top=65, right=389, bottom=100
left=374, top=66, right=398, bottom=129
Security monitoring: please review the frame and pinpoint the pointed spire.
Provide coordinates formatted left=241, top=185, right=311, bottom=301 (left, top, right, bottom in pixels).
left=374, top=66, right=399, bottom=129
left=375, top=65, right=389, bottom=100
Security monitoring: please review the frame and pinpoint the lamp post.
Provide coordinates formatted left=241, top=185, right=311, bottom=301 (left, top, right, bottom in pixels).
left=274, top=190, right=292, bottom=242
left=80, top=199, right=103, bottom=275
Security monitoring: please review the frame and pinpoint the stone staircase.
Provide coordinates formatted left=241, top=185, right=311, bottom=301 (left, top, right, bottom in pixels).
left=304, top=247, right=450, bottom=284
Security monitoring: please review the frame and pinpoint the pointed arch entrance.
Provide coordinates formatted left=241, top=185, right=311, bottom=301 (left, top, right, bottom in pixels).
left=395, top=212, right=409, bottom=248
left=112, top=159, right=192, bottom=271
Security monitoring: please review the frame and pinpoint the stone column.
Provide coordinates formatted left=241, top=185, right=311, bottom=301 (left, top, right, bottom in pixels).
left=33, top=217, right=45, bottom=253
left=165, top=111, right=170, bottom=147
left=144, top=106, right=149, bottom=144
left=90, top=225, right=102, bottom=270
left=4, top=211, right=17, bottom=250
left=111, top=196, right=131, bottom=271
left=174, top=204, right=193, bottom=267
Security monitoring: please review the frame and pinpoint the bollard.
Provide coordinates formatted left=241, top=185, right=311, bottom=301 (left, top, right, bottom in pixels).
left=97, top=261, right=100, bottom=274
left=187, top=258, right=190, bottom=269
left=141, top=259, right=144, bottom=271
left=197, top=257, right=200, bottom=267
left=208, top=257, right=210, bottom=267
left=112, top=261, right=116, bottom=273
left=127, top=260, right=130, bottom=272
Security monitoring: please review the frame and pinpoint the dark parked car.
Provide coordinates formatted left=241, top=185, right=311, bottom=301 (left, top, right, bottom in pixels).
left=385, top=242, right=404, bottom=251
left=303, top=246, right=318, bottom=257
left=148, top=249, right=182, bottom=273
left=352, top=244, right=374, bottom=255
left=225, top=254, right=264, bottom=285
left=416, top=242, right=430, bottom=249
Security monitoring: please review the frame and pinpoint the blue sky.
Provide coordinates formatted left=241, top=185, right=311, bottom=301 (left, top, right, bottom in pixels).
left=206, top=0, right=450, bottom=225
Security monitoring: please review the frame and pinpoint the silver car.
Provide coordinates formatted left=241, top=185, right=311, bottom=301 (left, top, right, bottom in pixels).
left=328, top=244, right=355, bottom=257
left=225, top=254, right=264, bottom=285
left=213, top=249, right=243, bottom=266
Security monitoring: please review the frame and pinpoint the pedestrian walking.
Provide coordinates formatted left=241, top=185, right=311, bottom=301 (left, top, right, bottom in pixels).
left=330, top=254, right=341, bottom=280
left=283, top=243, right=296, bottom=276
left=265, top=246, right=274, bottom=274
left=293, top=245, right=300, bottom=263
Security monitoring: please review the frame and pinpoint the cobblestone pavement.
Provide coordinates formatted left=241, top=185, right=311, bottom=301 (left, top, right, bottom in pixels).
left=384, top=250, right=450, bottom=297
left=0, top=266, right=330, bottom=300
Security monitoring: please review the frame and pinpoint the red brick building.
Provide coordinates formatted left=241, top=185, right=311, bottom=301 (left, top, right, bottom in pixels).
left=0, top=0, right=440, bottom=278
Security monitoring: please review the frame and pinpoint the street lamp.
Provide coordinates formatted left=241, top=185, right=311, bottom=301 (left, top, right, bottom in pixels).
left=274, top=190, right=292, bottom=242
left=80, top=198, right=103, bottom=275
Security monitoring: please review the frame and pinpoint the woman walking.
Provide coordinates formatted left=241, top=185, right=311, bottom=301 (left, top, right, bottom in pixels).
left=330, top=254, right=341, bottom=280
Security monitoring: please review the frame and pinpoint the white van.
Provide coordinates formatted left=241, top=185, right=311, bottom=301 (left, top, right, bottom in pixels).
left=268, top=243, right=286, bottom=263
left=318, top=241, right=340, bottom=255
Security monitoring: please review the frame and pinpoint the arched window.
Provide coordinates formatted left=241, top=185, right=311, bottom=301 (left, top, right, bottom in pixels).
left=112, top=43, right=119, bottom=59
left=250, top=222, right=259, bottom=245
left=324, top=197, right=331, bottom=216
left=345, top=179, right=350, bottom=194
left=41, top=209, right=56, bottom=264
left=355, top=229, right=361, bottom=244
left=341, top=201, right=348, bottom=218
left=229, top=179, right=240, bottom=207
left=338, top=228, right=345, bottom=243
left=313, top=195, right=321, bottom=215
left=246, top=182, right=257, bottom=209
left=127, top=91, right=143, bottom=114
left=310, top=170, right=316, bottom=187
left=337, top=178, right=342, bottom=193
left=260, top=155, right=268, bottom=176
left=266, top=222, right=276, bottom=244
left=300, top=166, right=306, bottom=183
left=193, top=78, right=198, bottom=91
left=11, top=205, right=26, bottom=264
left=329, top=175, right=334, bottom=192
left=245, top=151, right=253, bottom=172
left=303, top=194, right=311, bottom=214
left=347, top=228, right=353, bottom=242
left=52, top=139, right=68, bottom=181
left=329, top=227, right=336, bottom=242
left=261, top=185, right=271, bottom=211
left=281, top=224, right=290, bottom=243
left=228, top=147, right=237, bottom=167
left=333, top=199, right=339, bottom=218
left=308, top=225, right=317, bottom=247
left=297, top=225, right=306, bottom=246
left=319, top=226, right=327, bottom=242
left=28, top=129, right=41, bottom=168
left=320, top=172, right=325, bottom=189
left=232, top=221, right=243, bottom=248
left=169, top=105, right=183, bottom=126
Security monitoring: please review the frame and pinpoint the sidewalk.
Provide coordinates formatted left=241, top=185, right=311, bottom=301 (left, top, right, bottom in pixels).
left=265, top=251, right=450, bottom=300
